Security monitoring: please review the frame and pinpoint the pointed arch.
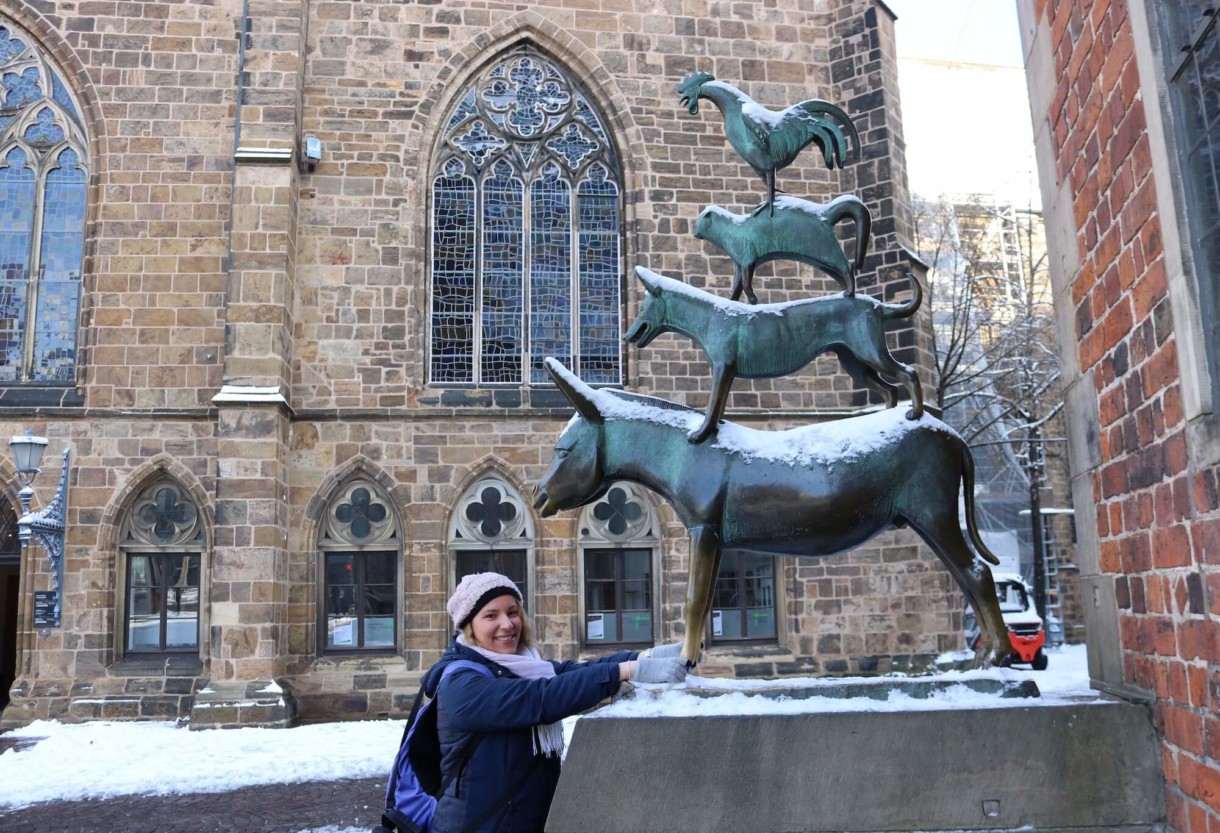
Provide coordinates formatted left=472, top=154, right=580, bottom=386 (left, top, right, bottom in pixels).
left=308, top=456, right=406, bottom=655
left=445, top=457, right=539, bottom=610
left=576, top=482, right=663, bottom=648
left=406, top=14, right=648, bottom=195
left=100, top=455, right=214, bottom=553
left=407, top=16, right=651, bottom=391
left=106, top=457, right=211, bottom=660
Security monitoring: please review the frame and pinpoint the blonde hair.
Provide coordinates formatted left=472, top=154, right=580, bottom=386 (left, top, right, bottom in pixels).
left=461, top=600, right=534, bottom=650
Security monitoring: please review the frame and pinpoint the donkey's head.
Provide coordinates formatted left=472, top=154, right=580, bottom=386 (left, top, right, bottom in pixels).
left=622, top=266, right=670, bottom=349
left=534, top=359, right=609, bottom=518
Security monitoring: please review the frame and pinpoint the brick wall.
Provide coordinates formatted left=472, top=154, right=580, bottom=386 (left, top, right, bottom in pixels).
left=1023, top=1, right=1218, bottom=830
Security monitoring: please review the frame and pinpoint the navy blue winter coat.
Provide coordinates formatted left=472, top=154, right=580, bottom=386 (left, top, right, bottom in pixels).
left=422, top=639, right=636, bottom=833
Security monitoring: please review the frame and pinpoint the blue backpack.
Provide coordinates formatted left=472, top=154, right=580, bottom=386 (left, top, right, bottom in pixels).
left=377, top=659, right=493, bottom=833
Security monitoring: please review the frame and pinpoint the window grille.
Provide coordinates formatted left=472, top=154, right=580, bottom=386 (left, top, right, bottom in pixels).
left=430, top=49, right=623, bottom=387
left=579, top=483, right=659, bottom=647
left=710, top=551, right=778, bottom=643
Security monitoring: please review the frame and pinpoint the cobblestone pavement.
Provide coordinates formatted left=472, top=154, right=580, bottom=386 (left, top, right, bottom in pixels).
left=0, top=776, right=385, bottom=833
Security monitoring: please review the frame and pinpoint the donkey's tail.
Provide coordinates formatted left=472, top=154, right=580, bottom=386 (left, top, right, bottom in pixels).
left=881, top=270, right=923, bottom=320
left=961, top=444, right=1002, bottom=566
left=824, top=195, right=872, bottom=272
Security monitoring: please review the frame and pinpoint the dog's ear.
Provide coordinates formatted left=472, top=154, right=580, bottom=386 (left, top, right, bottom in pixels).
left=634, top=265, right=665, bottom=297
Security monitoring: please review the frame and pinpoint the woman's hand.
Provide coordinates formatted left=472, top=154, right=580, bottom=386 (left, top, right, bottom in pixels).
left=620, top=657, right=688, bottom=684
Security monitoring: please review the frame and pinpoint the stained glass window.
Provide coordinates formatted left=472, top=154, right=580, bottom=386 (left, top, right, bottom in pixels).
left=430, top=49, right=622, bottom=386
left=0, top=19, right=87, bottom=385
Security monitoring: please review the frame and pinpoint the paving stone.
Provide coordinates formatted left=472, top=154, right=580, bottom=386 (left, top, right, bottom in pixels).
left=0, top=777, right=385, bottom=833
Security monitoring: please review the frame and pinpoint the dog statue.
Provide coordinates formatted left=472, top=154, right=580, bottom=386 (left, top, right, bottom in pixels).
left=624, top=266, right=925, bottom=443
left=694, top=194, right=871, bottom=303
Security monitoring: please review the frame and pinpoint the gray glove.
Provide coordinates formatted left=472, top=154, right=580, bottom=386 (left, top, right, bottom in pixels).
left=633, top=656, right=688, bottom=684
left=643, top=641, right=685, bottom=659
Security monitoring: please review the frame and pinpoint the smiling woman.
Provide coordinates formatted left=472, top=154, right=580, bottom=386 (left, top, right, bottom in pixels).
left=416, top=572, right=685, bottom=833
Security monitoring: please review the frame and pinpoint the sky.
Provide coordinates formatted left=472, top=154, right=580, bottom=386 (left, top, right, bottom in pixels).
left=0, top=644, right=1095, bottom=832
left=884, top=0, right=1041, bottom=208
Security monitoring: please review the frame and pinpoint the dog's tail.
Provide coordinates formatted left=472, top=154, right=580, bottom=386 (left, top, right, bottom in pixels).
left=961, top=442, right=1002, bottom=567
left=881, top=270, right=923, bottom=320
left=824, top=195, right=872, bottom=272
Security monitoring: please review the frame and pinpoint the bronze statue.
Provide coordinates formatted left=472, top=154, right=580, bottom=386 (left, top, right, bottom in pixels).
left=623, top=266, right=925, bottom=443
left=534, top=358, right=1013, bottom=669
left=695, top=195, right=870, bottom=303
left=677, top=71, right=860, bottom=215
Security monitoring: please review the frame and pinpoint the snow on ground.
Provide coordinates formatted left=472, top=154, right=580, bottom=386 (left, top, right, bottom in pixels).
left=0, top=644, right=1095, bottom=821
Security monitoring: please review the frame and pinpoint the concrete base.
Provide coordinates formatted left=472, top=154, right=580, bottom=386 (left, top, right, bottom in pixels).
left=547, top=697, right=1165, bottom=833
left=189, top=678, right=297, bottom=729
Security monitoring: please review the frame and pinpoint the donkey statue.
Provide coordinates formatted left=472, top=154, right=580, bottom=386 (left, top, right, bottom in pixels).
left=533, top=358, right=1013, bottom=669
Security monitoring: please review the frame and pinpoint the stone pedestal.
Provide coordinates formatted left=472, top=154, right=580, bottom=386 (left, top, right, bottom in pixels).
left=547, top=697, right=1165, bottom=833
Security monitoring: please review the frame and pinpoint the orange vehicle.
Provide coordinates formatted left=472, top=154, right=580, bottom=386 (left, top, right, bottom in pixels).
left=964, top=573, right=1048, bottom=670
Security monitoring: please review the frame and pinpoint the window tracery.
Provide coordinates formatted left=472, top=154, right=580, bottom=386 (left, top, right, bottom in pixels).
left=430, top=49, right=623, bottom=387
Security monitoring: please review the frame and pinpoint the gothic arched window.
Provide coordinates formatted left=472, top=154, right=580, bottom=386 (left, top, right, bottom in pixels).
left=578, top=483, right=659, bottom=647
left=430, top=49, right=623, bottom=387
left=318, top=481, right=402, bottom=653
left=119, top=480, right=205, bottom=654
left=0, top=19, right=87, bottom=384
left=449, top=477, right=533, bottom=606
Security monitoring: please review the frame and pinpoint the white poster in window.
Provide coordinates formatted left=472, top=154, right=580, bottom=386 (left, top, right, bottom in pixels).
left=711, top=609, right=723, bottom=637
left=586, top=613, right=605, bottom=640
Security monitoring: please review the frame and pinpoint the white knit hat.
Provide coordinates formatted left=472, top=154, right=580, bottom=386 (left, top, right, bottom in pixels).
left=448, top=572, right=523, bottom=630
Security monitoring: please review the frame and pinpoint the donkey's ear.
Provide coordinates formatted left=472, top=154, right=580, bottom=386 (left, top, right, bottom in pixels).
left=634, top=265, right=665, bottom=297
left=545, top=358, right=604, bottom=424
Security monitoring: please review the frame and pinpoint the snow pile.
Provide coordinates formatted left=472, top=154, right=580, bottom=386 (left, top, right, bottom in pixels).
left=589, top=644, right=1098, bottom=719
left=0, top=718, right=399, bottom=809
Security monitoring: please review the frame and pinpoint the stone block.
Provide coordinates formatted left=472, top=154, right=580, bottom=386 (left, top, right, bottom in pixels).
left=548, top=700, right=1165, bottom=833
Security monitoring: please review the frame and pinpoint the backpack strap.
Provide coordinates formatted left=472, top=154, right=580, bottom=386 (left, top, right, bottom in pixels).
left=432, top=660, right=494, bottom=800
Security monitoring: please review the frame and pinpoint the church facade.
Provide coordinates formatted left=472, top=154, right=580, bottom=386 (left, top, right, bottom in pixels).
left=0, top=0, right=951, bottom=728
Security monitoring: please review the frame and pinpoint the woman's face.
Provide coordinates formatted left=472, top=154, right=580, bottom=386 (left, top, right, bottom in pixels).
left=470, top=594, right=522, bottom=655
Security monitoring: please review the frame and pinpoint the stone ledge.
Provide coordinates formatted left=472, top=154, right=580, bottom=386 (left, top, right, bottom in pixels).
left=189, top=679, right=297, bottom=730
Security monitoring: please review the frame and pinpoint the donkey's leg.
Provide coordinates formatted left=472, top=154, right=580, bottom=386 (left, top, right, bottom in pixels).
left=909, top=514, right=1012, bottom=668
left=689, top=364, right=734, bottom=443
left=682, top=525, right=722, bottom=667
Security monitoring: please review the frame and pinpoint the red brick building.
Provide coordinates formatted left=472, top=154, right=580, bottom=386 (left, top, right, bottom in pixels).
left=1021, top=1, right=1218, bottom=830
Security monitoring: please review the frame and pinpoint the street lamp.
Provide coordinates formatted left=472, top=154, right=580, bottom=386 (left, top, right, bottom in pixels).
left=8, top=429, right=70, bottom=629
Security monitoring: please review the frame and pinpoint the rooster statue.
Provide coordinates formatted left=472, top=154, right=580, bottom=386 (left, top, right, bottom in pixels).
left=677, top=71, right=859, bottom=215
